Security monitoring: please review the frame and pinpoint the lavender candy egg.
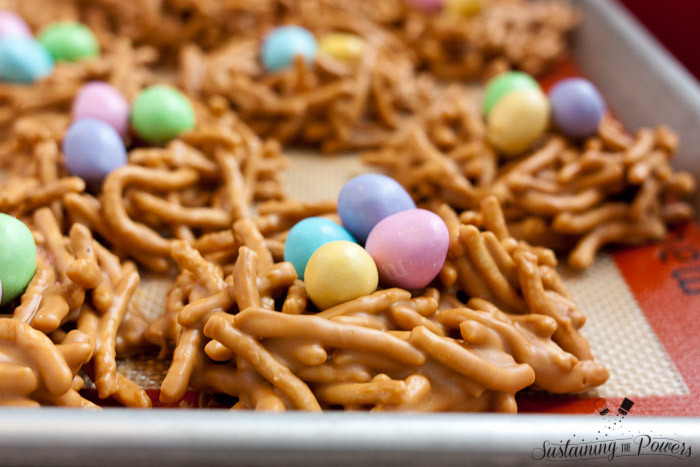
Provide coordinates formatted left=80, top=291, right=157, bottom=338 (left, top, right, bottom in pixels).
left=548, top=78, right=606, bottom=139
left=63, top=118, right=127, bottom=188
left=337, top=174, right=416, bottom=244
left=365, top=209, right=449, bottom=290
left=0, top=11, right=32, bottom=39
left=407, top=0, right=446, bottom=12
left=72, top=82, right=130, bottom=136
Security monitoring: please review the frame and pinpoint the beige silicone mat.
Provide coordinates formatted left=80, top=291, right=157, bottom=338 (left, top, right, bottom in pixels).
left=119, top=151, right=689, bottom=400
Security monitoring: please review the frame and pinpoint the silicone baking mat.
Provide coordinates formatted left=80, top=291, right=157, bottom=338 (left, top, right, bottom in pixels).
left=79, top=60, right=700, bottom=416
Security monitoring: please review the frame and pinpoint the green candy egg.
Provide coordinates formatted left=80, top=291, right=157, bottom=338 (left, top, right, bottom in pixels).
left=39, top=22, right=98, bottom=62
left=131, top=85, right=196, bottom=145
left=483, top=71, right=540, bottom=117
left=0, top=213, right=37, bottom=305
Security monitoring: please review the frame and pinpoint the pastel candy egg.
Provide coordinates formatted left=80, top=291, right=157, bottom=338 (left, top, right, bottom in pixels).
left=319, top=33, right=365, bottom=62
left=0, top=213, right=37, bottom=305
left=72, top=82, right=130, bottom=136
left=446, top=0, right=487, bottom=17
left=407, top=0, right=446, bottom=12
left=487, top=87, right=550, bottom=155
left=63, top=118, right=127, bottom=187
left=483, top=71, right=540, bottom=117
left=548, top=78, right=606, bottom=139
left=0, top=36, right=53, bottom=83
left=284, top=217, right=356, bottom=279
left=365, top=209, right=449, bottom=290
left=39, top=22, right=98, bottom=62
left=261, top=26, right=317, bottom=72
left=337, top=174, right=416, bottom=244
left=304, top=241, right=378, bottom=310
left=131, top=85, right=196, bottom=145
left=0, top=11, right=32, bottom=39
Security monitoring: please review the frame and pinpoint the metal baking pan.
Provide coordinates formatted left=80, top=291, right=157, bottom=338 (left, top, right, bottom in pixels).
left=1, top=0, right=699, bottom=465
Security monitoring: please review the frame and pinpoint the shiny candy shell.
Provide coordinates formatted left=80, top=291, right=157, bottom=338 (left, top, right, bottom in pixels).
left=72, top=81, right=130, bottom=136
left=0, top=11, right=32, bottom=39
left=483, top=71, right=540, bottom=117
left=365, top=209, right=449, bottom=290
left=0, top=213, right=37, bottom=305
left=63, top=118, right=127, bottom=187
left=407, top=0, right=446, bottom=12
left=39, top=22, right=98, bottom=62
left=0, top=36, right=53, bottom=84
left=445, top=0, right=486, bottom=17
left=304, top=241, right=378, bottom=310
left=284, top=217, right=356, bottom=280
left=549, top=78, right=606, bottom=139
left=487, top=87, right=550, bottom=156
left=337, top=174, right=416, bottom=244
left=131, top=85, right=196, bottom=145
left=319, top=33, right=365, bottom=62
left=261, top=26, right=317, bottom=72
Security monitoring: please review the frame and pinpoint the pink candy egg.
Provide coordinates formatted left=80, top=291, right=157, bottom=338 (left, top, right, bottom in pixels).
left=72, top=82, right=130, bottom=136
left=0, top=11, right=32, bottom=39
left=407, top=0, right=446, bottom=12
left=365, top=209, right=449, bottom=290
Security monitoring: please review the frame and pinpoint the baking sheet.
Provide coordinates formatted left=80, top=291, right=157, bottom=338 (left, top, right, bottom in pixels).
left=1, top=0, right=700, bottom=464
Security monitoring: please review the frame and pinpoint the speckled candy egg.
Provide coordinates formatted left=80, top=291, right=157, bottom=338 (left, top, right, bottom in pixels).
left=131, top=85, right=196, bottom=145
left=39, top=22, right=98, bottom=62
left=548, top=78, right=606, bottom=139
left=63, top=118, right=127, bottom=187
left=261, top=26, right=317, bottom=72
left=304, top=240, right=378, bottom=310
left=365, top=209, right=449, bottom=290
left=72, top=82, right=130, bottom=136
left=337, top=174, right=416, bottom=244
left=0, top=11, right=32, bottom=39
left=284, top=217, right=356, bottom=279
left=0, top=213, right=37, bottom=305
left=0, top=36, right=53, bottom=83
left=484, top=71, right=549, bottom=156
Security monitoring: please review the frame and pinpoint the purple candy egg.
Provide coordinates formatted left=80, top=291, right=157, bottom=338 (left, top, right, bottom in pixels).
left=365, top=209, right=449, bottom=290
left=63, top=118, right=127, bottom=188
left=0, top=11, right=32, bottom=39
left=72, top=82, right=130, bottom=136
left=407, top=0, right=446, bottom=12
left=548, top=78, right=606, bottom=139
left=338, top=174, right=416, bottom=244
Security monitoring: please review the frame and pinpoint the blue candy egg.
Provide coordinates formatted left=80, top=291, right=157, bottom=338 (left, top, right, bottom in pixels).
left=62, top=118, right=127, bottom=188
left=261, top=26, right=317, bottom=72
left=0, top=36, right=53, bottom=83
left=337, top=174, right=416, bottom=244
left=548, top=78, right=606, bottom=139
left=284, top=217, right=356, bottom=279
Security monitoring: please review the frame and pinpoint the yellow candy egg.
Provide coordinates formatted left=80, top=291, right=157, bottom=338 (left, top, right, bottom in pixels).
left=445, top=0, right=487, bottom=17
left=304, top=240, right=378, bottom=310
left=486, top=87, right=550, bottom=156
left=318, top=33, right=365, bottom=62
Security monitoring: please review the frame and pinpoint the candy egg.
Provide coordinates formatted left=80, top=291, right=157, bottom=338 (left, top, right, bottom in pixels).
left=38, top=22, right=98, bottom=62
left=483, top=71, right=540, bottom=117
left=304, top=240, right=378, bottom=310
left=0, top=213, right=37, bottom=305
left=319, top=33, right=365, bottom=62
left=131, top=85, right=196, bottom=145
left=63, top=118, right=127, bottom=187
left=261, top=26, right=317, bottom=72
left=0, top=36, right=53, bottom=83
left=365, top=209, right=449, bottom=290
left=548, top=78, right=606, bottom=139
left=337, top=174, right=416, bottom=244
left=445, top=0, right=487, bottom=17
left=0, top=11, right=32, bottom=39
left=407, top=0, right=446, bottom=12
left=72, top=82, right=130, bottom=136
left=284, top=217, right=356, bottom=279
left=487, top=88, right=550, bottom=156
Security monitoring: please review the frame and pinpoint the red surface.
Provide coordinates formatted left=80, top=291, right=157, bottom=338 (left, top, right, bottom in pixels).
left=618, top=0, right=700, bottom=82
